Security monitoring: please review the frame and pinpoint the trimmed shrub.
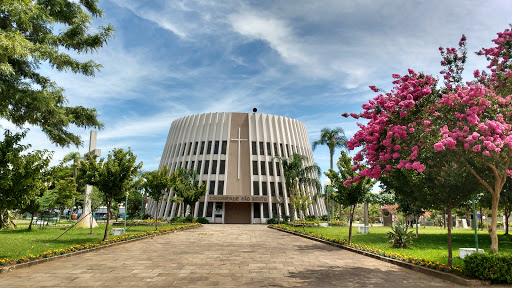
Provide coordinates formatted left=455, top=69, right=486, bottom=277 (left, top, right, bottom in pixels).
left=304, top=215, right=316, bottom=221
left=266, top=218, right=278, bottom=224
left=170, top=217, right=185, bottom=223
left=195, top=217, right=209, bottom=224
left=464, top=252, right=512, bottom=284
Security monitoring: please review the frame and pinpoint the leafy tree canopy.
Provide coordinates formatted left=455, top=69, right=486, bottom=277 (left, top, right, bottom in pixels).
left=0, top=130, right=52, bottom=212
left=79, top=148, right=141, bottom=240
left=0, top=0, right=114, bottom=146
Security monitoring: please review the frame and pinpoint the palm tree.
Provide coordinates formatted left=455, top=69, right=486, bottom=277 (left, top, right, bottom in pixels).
left=62, top=152, right=82, bottom=184
left=312, top=127, right=348, bottom=170
left=313, top=127, right=347, bottom=220
left=275, top=153, right=321, bottom=220
left=62, top=152, right=81, bottom=219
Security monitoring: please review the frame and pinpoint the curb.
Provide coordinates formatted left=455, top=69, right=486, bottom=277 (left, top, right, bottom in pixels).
left=269, top=226, right=491, bottom=286
left=0, top=225, right=201, bottom=274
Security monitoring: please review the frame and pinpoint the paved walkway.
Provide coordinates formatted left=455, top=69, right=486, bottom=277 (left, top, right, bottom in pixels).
left=1, top=225, right=461, bottom=287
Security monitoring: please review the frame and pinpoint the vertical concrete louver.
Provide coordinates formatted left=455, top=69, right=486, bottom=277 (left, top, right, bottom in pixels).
left=146, top=112, right=327, bottom=224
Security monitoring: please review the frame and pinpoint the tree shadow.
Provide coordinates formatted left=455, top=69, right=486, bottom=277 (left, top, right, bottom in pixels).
left=280, top=266, right=454, bottom=287
left=294, top=244, right=339, bottom=252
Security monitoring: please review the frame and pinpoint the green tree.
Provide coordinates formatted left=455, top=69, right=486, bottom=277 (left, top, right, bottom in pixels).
left=500, top=186, right=512, bottom=235
left=80, top=148, right=142, bottom=241
left=0, top=0, right=114, bottom=147
left=0, top=129, right=52, bottom=228
left=127, top=190, right=143, bottom=219
left=170, top=168, right=207, bottom=222
left=325, top=151, right=375, bottom=243
left=143, top=167, right=173, bottom=230
left=275, top=153, right=321, bottom=220
left=51, top=177, right=78, bottom=219
left=381, top=164, right=481, bottom=265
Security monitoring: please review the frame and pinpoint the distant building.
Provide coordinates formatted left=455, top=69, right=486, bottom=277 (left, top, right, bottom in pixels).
left=146, top=112, right=326, bottom=224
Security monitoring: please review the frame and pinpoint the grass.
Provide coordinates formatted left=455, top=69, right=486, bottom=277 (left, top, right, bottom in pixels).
left=295, top=225, right=512, bottom=267
left=0, top=223, right=184, bottom=259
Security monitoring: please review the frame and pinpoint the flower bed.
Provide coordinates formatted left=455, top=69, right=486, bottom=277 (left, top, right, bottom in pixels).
left=328, top=221, right=346, bottom=226
left=291, top=221, right=319, bottom=227
left=113, top=219, right=169, bottom=226
left=269, top=224, right=463, bottom=274
left=0, top=223, right=200, bottom=267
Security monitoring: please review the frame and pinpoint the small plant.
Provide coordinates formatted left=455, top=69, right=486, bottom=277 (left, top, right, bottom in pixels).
left=266, top=218, right=278, bottom=224
left=304, top=215, right=317, bottom=221
left=319, top=215, right=329, bottom=221
left=185, top=214, right=194, bottom=223
left=170, top=217, right=185, bottom=223
left=195, top=217, right=209, bottom=224
left=388, top=223, right=414, bottom=248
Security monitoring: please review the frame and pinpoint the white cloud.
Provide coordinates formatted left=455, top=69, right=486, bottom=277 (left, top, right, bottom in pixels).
left=229, top=13, right=310, bottom=68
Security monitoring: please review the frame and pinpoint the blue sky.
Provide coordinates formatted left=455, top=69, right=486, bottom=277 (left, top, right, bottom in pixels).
left=3, top=0, right=512, bottom=185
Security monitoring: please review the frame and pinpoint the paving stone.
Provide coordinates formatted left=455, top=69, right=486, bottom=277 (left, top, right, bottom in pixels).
left=0, top=225, right=464, bottom=287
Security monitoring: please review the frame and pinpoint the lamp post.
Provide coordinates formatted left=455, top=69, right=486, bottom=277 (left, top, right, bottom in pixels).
left=140, top=178, right=147, bottom=220
left=324, top=178, right=331, bottom=223
left=472, top=197, right=479, bottom=252
left=124, top=193, right=128, bottom=233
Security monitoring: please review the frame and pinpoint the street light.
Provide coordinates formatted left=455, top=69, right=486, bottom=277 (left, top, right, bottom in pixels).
left=124, top=193, right=128, bottom=233
left=140, top=178, right=147, bottom=220
left=324, top=178, right=331, bottom=223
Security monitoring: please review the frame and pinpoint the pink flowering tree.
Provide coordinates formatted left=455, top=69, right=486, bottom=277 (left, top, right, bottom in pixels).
left=345, top=26, right=512, bottom=253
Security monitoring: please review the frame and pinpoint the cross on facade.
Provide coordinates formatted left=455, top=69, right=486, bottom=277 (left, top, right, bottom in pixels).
left=230, top=127, right=248, bottom=180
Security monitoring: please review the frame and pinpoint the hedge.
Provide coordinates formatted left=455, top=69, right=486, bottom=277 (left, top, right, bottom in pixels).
left=464, top=252, right=512, bottom=284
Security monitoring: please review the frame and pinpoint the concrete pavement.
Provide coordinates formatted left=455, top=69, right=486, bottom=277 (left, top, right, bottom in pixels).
left=0, top=224, right=461, bottom=287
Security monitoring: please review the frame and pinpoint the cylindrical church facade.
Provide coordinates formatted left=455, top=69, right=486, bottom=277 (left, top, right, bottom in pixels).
left=146, top=112, right=326, bottom=224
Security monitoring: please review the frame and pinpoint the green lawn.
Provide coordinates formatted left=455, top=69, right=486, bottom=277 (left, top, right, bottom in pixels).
left=297, top=225, right=512, bottom=267
left=0, top=223, right=182, bottom=259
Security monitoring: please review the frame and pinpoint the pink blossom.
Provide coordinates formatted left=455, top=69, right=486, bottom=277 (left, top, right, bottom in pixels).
left=369, top=85, right=379, bottom=92
left=434, top=142, right=445, bottom=151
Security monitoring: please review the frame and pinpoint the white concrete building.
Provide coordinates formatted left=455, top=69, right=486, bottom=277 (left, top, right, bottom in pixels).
left=146, top=112, right=326, bottom=224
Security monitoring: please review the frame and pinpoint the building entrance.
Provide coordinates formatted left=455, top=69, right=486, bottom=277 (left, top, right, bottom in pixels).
left=224, top=202, right=251, bottom=224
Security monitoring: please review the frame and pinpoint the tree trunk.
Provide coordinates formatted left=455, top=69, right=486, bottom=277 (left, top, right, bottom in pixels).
left=348, top=205, right=354, bottom=244
left=278, top=202, right=281, bottom=225
left=103, top=199, right=112, bottom=241
left=329, top=148, right=334, bottom=171
left=447, top=200, right=453, bottom=267
left=73, top=163, right=77, bottom=183
left=339, top=204, right=342, bottom=222
left=479, top=207, right=483, bottom=229
left=155, top=200, right=160, bottom=231
left=28, top=214, right=34, bottom=230
left=191, top=203, right=196, bottom=222
left=415, top=215, right=419, bottom=238
left=504, top=208, right=510, bottom=235
left=443, top=209, right=446, bottom=229
left=489, top=191, right=500, bottom=253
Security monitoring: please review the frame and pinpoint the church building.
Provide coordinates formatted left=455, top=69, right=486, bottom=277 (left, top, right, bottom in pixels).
left=146, top=112, right=326, bottom=224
